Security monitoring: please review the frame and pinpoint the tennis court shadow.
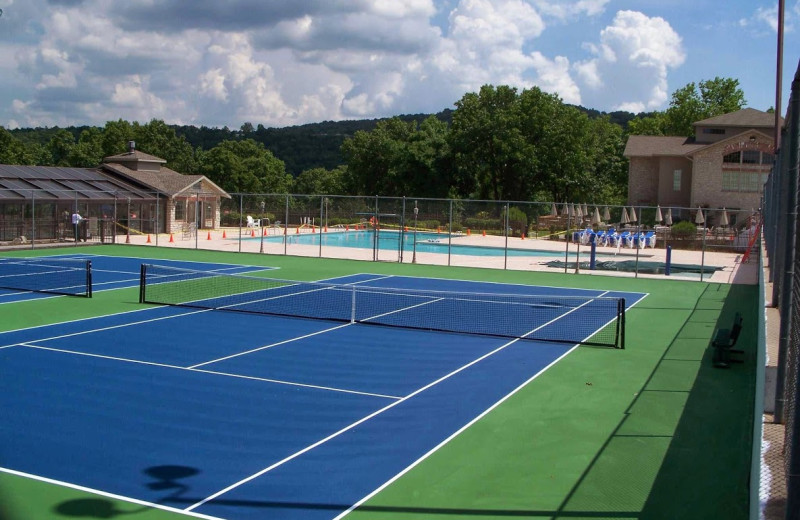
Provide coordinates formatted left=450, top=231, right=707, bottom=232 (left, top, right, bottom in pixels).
left=52, top=465, right=203, bottom=519
left=54, top=498, right=148, bottom=518
left=550, top=283, right=754, bottom=519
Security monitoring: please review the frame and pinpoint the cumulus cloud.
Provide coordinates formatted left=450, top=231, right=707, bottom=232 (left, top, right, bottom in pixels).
left=575, top=10, right=685, bottom=112
left=0, top=0, right=691, bottom=128
left=533, top=0, right=609, bottom=21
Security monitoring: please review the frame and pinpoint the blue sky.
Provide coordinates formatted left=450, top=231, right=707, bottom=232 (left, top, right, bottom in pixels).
left=0, top=0, right=797, bottom=129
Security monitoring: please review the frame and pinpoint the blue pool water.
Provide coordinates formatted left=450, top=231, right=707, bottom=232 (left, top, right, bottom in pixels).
left=246, top=230, right=581, bottom=257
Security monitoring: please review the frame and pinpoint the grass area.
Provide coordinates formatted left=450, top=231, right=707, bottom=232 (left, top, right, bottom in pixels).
left=1, top=245, right=756, bottom=519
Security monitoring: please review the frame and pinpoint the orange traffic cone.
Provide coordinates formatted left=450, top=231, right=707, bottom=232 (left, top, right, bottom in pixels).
left=251, top=229, right=255, bottom=237
left=521, top=233, right=526, bottom=240
left=222, top=230, right=227, bottom=239
left=466, top=229, right=471, bottom=236
left=311, top=225, right=315, bottom=233
left=263, top=228, right=267, bottom=236
left=346, top=224, right=349, bottom=231
left=296, top=227, right=300, bottom=234
left=206, top=231, right=211, bottom=240
left=437, top=227, right=440, bottom=234
left=482, top=230, right=486, bottom=236
left=324, top=226, right=328, bottom=233
left=146, top=234, right=151, bottom=244
left=169, top=233, right=174, bottom=243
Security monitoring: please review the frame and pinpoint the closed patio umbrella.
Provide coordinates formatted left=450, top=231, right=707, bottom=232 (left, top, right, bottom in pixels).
left=620, top=207, right=630, bottom=225
left=629, top=206, right=637, bottom=223
left=551, top=202, right=558, bottom=217
left=582, top=204, right=588, bottom=216
left=719, top=208, right=729, bottom=227
left=561, top=202, right=569, bottom=216
left=695, top=207, right=705, bottom=225
left=603, top=206, right=611, bottom=221
left=664, top=207, right=673, bottom=225
left=592, top=207, right=601, bottom=225
left=655, top=205, right=663, bottom=223
left=576, top=204, right=583, bottom=218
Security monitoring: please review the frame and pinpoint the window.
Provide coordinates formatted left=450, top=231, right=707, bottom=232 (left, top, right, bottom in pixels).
left=722, top=171, right=765, bottom=193
left=723, top=152, right=741, bottom=163
left=702, top=128, right=726, bottom=135
left=673, top=169, right=682, bottom=191
left=742, top=150, right=760, bottom=164
left=722, top=171, right=738, bottom=191
left=174, top=200, right=185, bottom=220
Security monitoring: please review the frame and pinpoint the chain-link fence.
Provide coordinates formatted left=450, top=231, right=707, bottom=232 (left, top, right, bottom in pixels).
left=763, top=60, right=800, bottom=520
left=2, top=186, right=759, bottom=281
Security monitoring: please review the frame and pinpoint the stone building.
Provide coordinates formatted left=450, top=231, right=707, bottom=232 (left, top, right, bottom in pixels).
left=624, top=108, right=781, bottom=225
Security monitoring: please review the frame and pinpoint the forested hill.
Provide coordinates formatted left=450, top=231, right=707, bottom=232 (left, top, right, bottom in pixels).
left=9, top=106, right=637, bottom=176
left=173, top=110, right=455, bottom=174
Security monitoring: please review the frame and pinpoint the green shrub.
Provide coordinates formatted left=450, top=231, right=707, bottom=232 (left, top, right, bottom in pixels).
left=670, top=220, right=697, bottom=239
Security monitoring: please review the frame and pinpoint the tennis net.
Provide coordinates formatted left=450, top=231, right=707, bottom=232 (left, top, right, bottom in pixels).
left=0, top=257, right=93, bottom=297
left=139, top=264, right=625, bottom=348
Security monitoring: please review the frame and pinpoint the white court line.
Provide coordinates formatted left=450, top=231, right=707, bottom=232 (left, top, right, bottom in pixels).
left=333, top=293, right=614, bottom=519
left=187, top=292, right=612, bottom=512
left=0, top=466, right=223, bottom=520
left=188, top=322, right=354, bottom=369
left=18, top=343, right=398, bottom=400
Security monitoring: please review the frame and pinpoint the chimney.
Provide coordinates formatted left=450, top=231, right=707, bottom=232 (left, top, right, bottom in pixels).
left=128, top=141, right=136, bottom=154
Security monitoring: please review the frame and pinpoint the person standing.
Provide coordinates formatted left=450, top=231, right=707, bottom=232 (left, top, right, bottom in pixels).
left=71, top=210, right=83, bottom=242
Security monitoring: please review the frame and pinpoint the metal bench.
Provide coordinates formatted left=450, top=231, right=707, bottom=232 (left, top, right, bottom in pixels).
left=712, top=312, right=744, bottom=368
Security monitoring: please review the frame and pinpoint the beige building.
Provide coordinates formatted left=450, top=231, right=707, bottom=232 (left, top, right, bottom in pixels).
left=624, top=108, right=781, bottom=225
left=102, top=143, right=230, bottom=234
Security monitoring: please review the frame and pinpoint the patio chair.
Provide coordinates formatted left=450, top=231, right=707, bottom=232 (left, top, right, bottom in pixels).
left=607, top=231, right=621, bottom=247
left=643, top=231, right=656, bottom=248
left=619, top=231, right=633, bottom=248
left=594, top=230, right=607, bottom=246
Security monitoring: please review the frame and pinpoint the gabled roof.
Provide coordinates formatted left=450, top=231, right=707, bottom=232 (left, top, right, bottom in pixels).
left=101, top=163, right=229, bottom=199
left=623, top=135, right=705, bottom=158
left=693, top=107, right=782, bottom=128
left=103, top=150, right=167, bottom=164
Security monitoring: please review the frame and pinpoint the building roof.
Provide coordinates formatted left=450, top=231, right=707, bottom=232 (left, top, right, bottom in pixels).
left=623, top=135, right=705, bottom=158
left=100, top=162, right=230, bottom=199
left=693, top=107, right=782, bottom=128
left=103, top=150, right=167, bottom=164
left=0, top=164, right=154, bottom=201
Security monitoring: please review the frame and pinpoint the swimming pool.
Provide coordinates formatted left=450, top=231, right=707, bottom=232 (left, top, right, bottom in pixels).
left=245, top=229, right=601, bottom=258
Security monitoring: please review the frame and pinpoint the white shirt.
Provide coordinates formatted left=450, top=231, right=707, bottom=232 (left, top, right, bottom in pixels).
left=72, top=213, right=82, bottom=225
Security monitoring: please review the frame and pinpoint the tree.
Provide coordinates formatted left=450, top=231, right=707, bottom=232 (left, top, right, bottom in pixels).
left=0, top=127, right=40, bottom=165
left=67, top=127, right=104, bottom=167
left=47, top=129, right=76, bottom=166
left=629, top=77, right=746, bottom=137
left=449, top=85, right=534, bottom=201
left=133, top=119, right=198, bottom=173
left=198, top=139, right=291, bottom=194
left=293, top=166, right=347, bottom=195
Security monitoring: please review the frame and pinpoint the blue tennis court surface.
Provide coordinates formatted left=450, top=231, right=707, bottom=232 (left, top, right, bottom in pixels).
left=1, top=263, right=646, bottom=520
left=0, top=254, right=273, bottom=303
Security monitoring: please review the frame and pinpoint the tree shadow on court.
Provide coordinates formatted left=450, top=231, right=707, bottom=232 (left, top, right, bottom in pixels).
left=549, top=283, right=754, bottom=519
left=52, top=465, right=201, bottom=519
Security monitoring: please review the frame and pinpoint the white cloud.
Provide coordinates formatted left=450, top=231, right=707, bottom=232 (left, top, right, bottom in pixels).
left=0, top=0, right=694, bottom=127
left=575, top=10, right=685, bottom=112
left=533, top=0, right=609, bottom=21
left=529, top=52, right=580, bottom=104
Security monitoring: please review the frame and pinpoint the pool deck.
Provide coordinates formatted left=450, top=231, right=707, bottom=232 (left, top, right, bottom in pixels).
left=124, top=227, right=756, bottom=285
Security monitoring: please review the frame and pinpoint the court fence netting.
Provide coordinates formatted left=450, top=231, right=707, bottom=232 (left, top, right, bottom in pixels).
left=138, top=264, right=626, bottom=349
left=763, top=58, right=800, bottom=519
left=0, top=257, right=92, bottom=297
